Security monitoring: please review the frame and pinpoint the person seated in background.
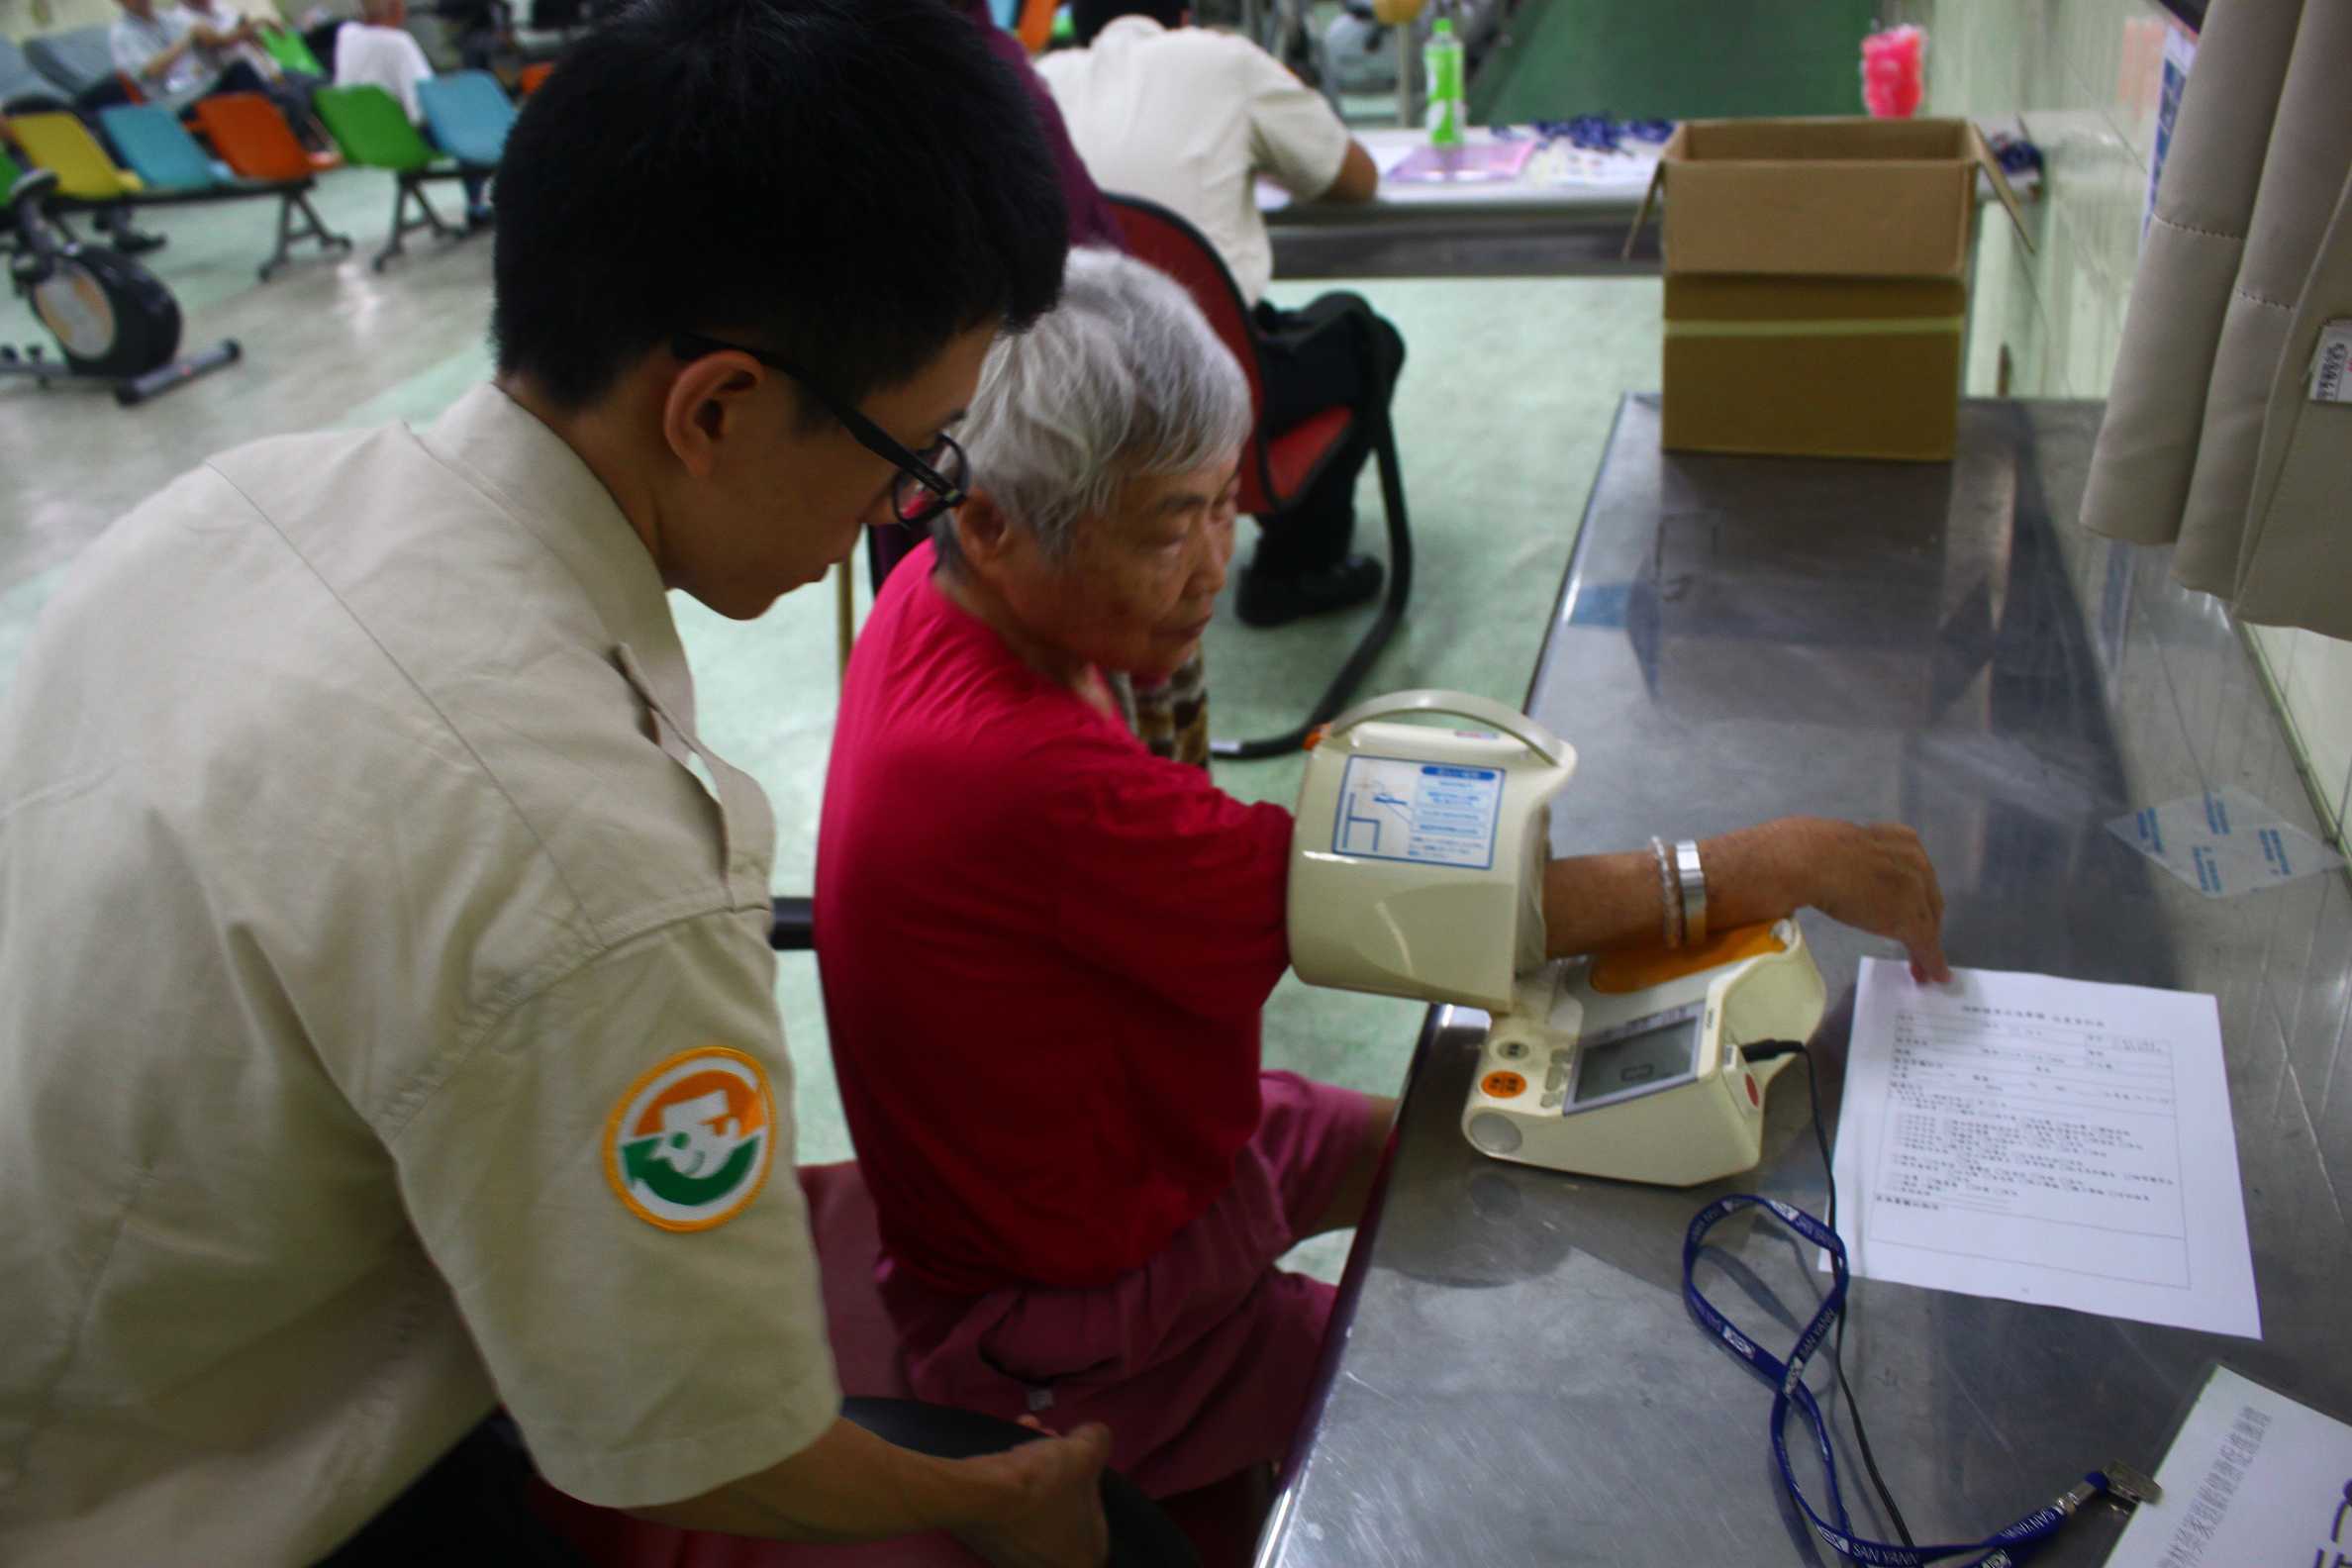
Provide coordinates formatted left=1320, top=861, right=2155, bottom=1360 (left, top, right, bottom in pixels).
left=180, top=0, right=331, bottom=147
left=1036, top=0, right=1404, bottom=630
left=816, top=246, right=1953, bottom=1500
left=432, top=0, right=510, bottom=72
left=108, top=0, right=274, bottom=108
left=335, top=0, right=491, bottom=226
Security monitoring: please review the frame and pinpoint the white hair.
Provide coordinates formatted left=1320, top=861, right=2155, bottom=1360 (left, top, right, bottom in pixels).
left=936, top=246, right=1250, bottom=568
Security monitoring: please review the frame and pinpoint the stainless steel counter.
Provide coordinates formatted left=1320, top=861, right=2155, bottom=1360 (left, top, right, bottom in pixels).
left=1260, top=396, right=2352, bottom=1567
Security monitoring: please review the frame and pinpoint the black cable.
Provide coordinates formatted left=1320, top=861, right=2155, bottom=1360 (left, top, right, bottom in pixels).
left=1765, top=1041, right=1917, bottom=1550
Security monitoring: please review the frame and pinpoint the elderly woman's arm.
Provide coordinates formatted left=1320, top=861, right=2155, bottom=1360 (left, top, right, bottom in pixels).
left=1540, top=818, right=1951, bottom=982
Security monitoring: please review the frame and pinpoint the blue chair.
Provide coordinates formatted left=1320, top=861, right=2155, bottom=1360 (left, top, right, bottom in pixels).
left=79, top=102, right=353, bottom=279
left=21, top=27, right=118, bottom=101
left=1, top=38, right=65, bottom=111
left=415, top=70, right=515, bottom=170
left=96, top=104, right=221, bottom=191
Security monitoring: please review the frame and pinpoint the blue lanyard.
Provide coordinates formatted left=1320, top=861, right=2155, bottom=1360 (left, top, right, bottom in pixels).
left=1682, top=1194, right=2153, bottom=1567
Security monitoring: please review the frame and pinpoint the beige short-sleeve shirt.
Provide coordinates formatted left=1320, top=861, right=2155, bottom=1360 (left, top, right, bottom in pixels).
left=1037, top=16, right=1351, bottom=304
left=0, top=386, right=840, bottom=1562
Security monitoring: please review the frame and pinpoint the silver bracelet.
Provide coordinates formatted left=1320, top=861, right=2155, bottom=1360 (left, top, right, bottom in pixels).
left=1648, top=836, right=1683, bottom=948
left=1674, top=839, right=1709, bottom=947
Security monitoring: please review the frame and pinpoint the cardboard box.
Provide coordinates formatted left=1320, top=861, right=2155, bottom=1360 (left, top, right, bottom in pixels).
left=1629, top=119, right=2028, bottom=461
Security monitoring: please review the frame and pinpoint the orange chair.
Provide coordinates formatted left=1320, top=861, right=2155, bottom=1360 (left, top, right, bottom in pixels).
left=190, top=93, right=339, bottom=182
left=518, top=60, right=553, bottom=95
left=1107, top=194, right=1413, bottom=760
left=178, top=95, right=356, bottom=277
left=1013, top=0, right=1055, bottom=53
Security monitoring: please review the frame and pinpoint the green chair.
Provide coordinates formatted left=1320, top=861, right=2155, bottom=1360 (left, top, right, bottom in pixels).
left=312, top=82, right=475, bottom=270
left=257, top=27, right=327, bottom=78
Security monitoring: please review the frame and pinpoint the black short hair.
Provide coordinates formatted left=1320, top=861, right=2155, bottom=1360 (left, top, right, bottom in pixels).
left=491, top=0, right=1068, bottom=413
left=1069, top=0, right=1184, bottom=45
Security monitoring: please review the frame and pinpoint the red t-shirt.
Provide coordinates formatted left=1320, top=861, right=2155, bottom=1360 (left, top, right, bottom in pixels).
left=815, top=543, right=1294, bottom=1293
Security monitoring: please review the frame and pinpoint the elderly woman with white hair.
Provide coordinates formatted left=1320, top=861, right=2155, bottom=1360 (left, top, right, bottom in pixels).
left=814, top=248, right=1950, bottom=1497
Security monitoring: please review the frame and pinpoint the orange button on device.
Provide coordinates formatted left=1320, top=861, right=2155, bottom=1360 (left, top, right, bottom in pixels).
left=1482, top=1071, right=1527, bottom=1099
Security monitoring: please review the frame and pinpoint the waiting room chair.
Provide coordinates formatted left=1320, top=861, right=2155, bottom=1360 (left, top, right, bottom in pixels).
left=1013, top=0, right=1056, bottom=54
left=0, top=132, right=102, bottom=240
left=93, top=104, right=218, bottom=189
left=20, top=27, right=117, bottom=103
left=313, top=82, right=481, bottom=270
left=75, top=104, right=350, bottom=278
left=7, top=111, right=194, bottom=245
left=1106, top=194, right=1413, bottom=760
left=191, top=92, right=337, bottom=181
left=180, top=95, right=355, bottom=276
left=5, top=110, right=146, bottom=200
left=526, top=1161, right=1204, bottom=1568
left=517, top=60, right=554, bottom=95
left=257, top=27, right=329, bottom=78
left=0, top=39, right=60, bottom=113
left=415, top=69, right=516, bottom=169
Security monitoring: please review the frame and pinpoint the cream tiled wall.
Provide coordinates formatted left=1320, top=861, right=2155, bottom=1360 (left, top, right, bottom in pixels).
left=1889, top=0, right=2352, bottom=849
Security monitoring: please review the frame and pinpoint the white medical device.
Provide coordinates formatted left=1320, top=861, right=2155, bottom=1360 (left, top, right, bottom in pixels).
left=1288, top=690, right=1827, bottom=1187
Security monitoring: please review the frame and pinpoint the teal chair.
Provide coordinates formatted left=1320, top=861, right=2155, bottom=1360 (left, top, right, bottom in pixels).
left=313, top=82, right=476, bottom=270
left=93, top=103, right=350, bottom=279
left=415, top=70, right=515, bottom=169
left=96, top=104, right=221, bottom=190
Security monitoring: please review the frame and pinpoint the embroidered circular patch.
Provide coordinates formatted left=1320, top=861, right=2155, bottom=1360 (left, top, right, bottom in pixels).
left=604, top=1046, right=774, bottom=1231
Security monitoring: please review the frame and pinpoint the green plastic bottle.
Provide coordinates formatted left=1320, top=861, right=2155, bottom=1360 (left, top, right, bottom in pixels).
left=1423, top=16, right=1466, bottom=147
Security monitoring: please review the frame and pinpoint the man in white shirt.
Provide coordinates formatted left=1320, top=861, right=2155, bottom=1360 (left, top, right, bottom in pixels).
left=1038, top=0, right=1407, bottom=627
left=0, top=0, right=1109, bottom=1561
left=336, top=0, right=491, bottom=223
left=109, top=0, right=273, bottom=107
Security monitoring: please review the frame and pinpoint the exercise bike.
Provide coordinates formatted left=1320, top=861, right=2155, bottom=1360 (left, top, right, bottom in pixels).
left=3, top=168, right=241, bottom=407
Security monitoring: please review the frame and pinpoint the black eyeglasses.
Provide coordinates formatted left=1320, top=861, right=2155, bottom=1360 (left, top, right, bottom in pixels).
left=671, top=333, right=968, bottom=528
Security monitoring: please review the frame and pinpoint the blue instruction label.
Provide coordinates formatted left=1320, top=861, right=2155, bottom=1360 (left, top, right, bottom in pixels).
left=1332, top=755, right=1504, bottom=870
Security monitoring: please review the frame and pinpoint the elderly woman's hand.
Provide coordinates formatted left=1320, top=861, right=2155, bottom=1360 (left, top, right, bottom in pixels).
left=1789, top=818, right=1950, bottom=983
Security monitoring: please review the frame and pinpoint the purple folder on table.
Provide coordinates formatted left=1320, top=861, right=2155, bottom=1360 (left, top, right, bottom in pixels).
left=1385, top=141, right=1537, bottom=185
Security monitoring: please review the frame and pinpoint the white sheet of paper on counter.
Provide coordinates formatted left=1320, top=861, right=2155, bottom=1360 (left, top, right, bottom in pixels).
left=2106, top=785, right=2343, bottom=896
left=2103, top=1364, right=2352, bottom=1568
left=1827, top=958, right=2260, bottom=1339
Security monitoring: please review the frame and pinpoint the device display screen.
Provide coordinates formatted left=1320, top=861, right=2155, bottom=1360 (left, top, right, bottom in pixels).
left=1569, top=1015, right=1701, bottom=1110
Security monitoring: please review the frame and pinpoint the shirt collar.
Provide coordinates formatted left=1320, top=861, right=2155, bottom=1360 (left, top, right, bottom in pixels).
left=1097, top=13, right=1167, bottom=43
left=419, top=382, right=698, bottom=730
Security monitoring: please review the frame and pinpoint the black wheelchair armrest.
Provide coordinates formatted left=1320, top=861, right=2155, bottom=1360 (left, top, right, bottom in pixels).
left=769, top=895, right=815, bottom=951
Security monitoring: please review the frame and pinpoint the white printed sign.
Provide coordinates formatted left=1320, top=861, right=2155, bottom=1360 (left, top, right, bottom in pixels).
left=2104, top=1365, right=2352, bottom=1568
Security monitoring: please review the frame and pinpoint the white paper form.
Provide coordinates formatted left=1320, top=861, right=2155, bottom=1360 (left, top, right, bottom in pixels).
left=1830, top=959, right=2260, bottom=1338
left=2104, top=1365, right=2352, bottom=1568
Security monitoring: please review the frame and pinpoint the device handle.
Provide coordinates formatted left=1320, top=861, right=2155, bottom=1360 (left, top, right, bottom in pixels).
left=1324, top=688, right=1570, bottom=766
